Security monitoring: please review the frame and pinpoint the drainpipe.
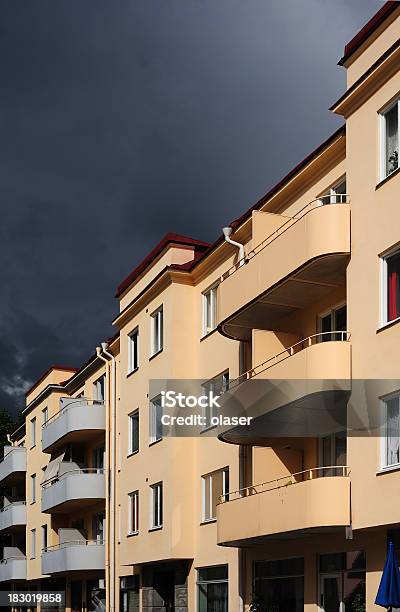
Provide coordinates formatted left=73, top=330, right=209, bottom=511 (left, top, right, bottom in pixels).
left=100, top=342, right=117, bottom=612
left=96, top=345, right=114, bottom=612
left=222, top=227, right=245, bottom=266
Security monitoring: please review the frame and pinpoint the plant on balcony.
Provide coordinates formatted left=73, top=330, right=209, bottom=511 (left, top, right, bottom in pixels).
left=249, top=594, right=263, bottom=611
left=388, top=150, right=398, bottom=174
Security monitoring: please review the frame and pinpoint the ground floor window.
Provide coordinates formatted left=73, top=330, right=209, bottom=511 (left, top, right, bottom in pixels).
left=197, top=565, right=228, bottom=612
left=319, top=551, right=366, bottom=612
left=254, top=557, right=304, bottom=612
left=120, top=576, right=139, bottom=612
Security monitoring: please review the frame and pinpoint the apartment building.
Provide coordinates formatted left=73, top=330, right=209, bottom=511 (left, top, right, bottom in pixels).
left=2, top=2, right=400, bottom=610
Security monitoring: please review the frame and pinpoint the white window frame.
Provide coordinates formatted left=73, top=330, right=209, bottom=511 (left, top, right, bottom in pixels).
left=93, top=375, right=106, bottom=403
left=149, top=395, right=163, bottom=444
left=150, top=306, right=163, bottom=356
left=380, top=99, right=400, bottom=181
left=41, top=407, right=48, bottom=427
left=31, top=528, right=36, bottom=559
left=201, top=370, right=229, bottom=431
left=381, top=391, right=400, bottom=470
left=318, top=177, right=347, bottom=205
left=150, top=482, right=163, bottom=529
left=128, top=490, right=139, bottom=535
left=380, top=245, right=400, bottom=327
left=128, top=327, right=139, bottom=374
left=201, top=467, right=229, bottom=522
left=31, top=473, right=36, bottom=503
left=128, top=410, right=139, bottom=455
left=202, top=284, right=218, bottom=336
left=30, top=417, right=36, bottom=448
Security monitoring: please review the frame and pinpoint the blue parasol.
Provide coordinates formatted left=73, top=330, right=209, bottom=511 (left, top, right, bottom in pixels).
left=376, top=541, right=400, bottom=609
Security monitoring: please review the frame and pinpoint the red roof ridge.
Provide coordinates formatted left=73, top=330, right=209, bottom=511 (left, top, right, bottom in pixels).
left=339, top=1, right=399, bottom=66
left=115, top=232, right=210, bottom=298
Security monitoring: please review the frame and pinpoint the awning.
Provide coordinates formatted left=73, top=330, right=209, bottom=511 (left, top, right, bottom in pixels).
left=41, top=449, right=65, bottom=484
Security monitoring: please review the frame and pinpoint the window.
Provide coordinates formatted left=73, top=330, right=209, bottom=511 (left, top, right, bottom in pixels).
left=381, top=248, right=400, bottom=324
left=31, top=474, right=36, bottom=503
left=42, top=407, right=48, bottom=427
left=202, top=371, right=229, bottom=430
left=318, top=304, right=347, bottom=342
left=149, top=396, right=163, bottom=444
left=129, top=410, right=139, bottom=454
left=382, top=393, right=400, bottom=469
left=202, top=284, right=218, bottom=336
left=150, top=482, right=163, bottom=529
left=128, top=491, right=139, bottom=534
left=42, top=524, right=48, bottom=551
left=93, top=445, right=105, bottom=470
left=31, top=529, right=36, bottom=559
left=381, top=100, right=399, bottom=179
left=319, top=431, right=347, bottom=476
left=202, top=468, right=229, bottom=522
left=92, top=512, right=105, bottom=544
left=318, top=179, right=347, bottom=205
left=30, top=417, right=36, bottom=448
left=151, top=306, right=163, bottom=356
left=254, top=558, right=304, bottom=612
left=128, top=328, right=139, bottom=373
left=197, top=565, right=228, bottom=612
left=93, top=375, right=105, bottom=403
left=319, top=551, right=365, bottom=612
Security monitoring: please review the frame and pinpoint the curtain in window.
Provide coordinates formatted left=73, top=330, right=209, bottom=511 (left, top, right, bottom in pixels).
left=387, top=398, right=400, bottom=466
left=388, top=254, right=400, bottom=321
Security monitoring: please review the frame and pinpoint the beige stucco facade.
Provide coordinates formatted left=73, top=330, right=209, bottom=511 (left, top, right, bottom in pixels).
left=2, top=3, right=400, bottom=611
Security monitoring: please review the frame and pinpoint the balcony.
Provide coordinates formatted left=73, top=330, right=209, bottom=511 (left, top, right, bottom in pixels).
left=217, top=467, right=351, bottom=546
left=218, top=333, right=351, bottom=445
left=41, top=468, right=105, bottom=514
left=218, top=200, right=350, bottom=340
left=0, top=502, right=26, bottom=532
left=42, top=540, right=105, bottom=575
left=42, top=398, right=106, bottom=454
left=0, top=447, right=26, bottom=486
left=0, top=548, right=26, bottom=582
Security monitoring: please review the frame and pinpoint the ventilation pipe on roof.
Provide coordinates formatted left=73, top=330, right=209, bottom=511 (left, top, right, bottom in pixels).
left=222, top=226, right=245, bottom=266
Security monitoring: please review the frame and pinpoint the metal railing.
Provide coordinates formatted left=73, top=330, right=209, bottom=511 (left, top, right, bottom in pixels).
left=220, top=195, right=350, bottom=283
left=0, top=556, right=26, bottom=564
left=219, top=465, right=350, bottom=503
left=226, top=331, right=351, bottom=392
left=42, top=397, right=104, bottom=429
left=41, top=468, right=105, bottom=489
left=43, top=539, right=103, bottom=553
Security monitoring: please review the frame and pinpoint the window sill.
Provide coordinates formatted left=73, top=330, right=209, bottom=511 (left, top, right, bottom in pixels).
left=149, top=438, right=163, bottom=448
left=148, top=525, right=163, bottom=532
left=376, top=166, right=400, bottom=189
left=200, top=519, right=217, bottom=526
left=376, top=317, right=400, bottom=333
left=127, top=450, right=139, bottom=458
left=127, top=531, right=139, bottom=538
left=149, top=348, right=163, bottom=362
left=126, top=367, right=139, bottom=379
left=377, top=464, right=400, bottom=475
left=200, top=328, right=218, bottom=342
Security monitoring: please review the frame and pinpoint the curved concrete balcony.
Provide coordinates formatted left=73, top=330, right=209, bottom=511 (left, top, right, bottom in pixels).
left=42, top=541, right=105, bottom=575
left=0, top=447, right=26, bottom=486
left=219, top=335, right=351, bottom=445
left=218, top=201, right=350, bottom=340
left=0, top=556, right=27, bottom=582
left=41, top=469, right=105, bottom=514
left=217, top=467, right=351, bottom=546
left=42, top=398, right=105, bottom=454
left=0, top=502, right=26, bottom=532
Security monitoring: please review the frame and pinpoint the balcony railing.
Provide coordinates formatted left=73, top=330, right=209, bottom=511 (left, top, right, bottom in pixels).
left=0, top=502, right=26, bottom=531
left=42, top=539, right=105, bottom=574
left=219, top=466, right=350, bottom=504
left=41, top=468, right=104, bottom=489
left=0, top=447, right=26, bottom=485
left=0, top=555, right=27, bottom=582
left=41, top=398, right=105, bottom=454
left=227, top=331, right=351, bottom=392
left=41, top=468, right=105, bottom=513
left=220, top=196, right=350, bottom=283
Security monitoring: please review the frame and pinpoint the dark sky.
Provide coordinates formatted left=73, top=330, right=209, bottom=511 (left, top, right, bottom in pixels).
left=0, top=0, right=382, bottom=416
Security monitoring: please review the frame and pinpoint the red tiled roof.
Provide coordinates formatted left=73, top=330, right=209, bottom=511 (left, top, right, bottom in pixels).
left=339, top=1, right=399, bottom=66
left=115, top=232, right=210, bottom=298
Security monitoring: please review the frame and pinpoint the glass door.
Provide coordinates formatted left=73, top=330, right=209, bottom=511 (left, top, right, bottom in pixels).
left=321, top=574, right=343, bottom=612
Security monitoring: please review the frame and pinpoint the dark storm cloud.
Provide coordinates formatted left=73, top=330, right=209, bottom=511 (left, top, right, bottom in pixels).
left=0, top=0, right=382, bottom=415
